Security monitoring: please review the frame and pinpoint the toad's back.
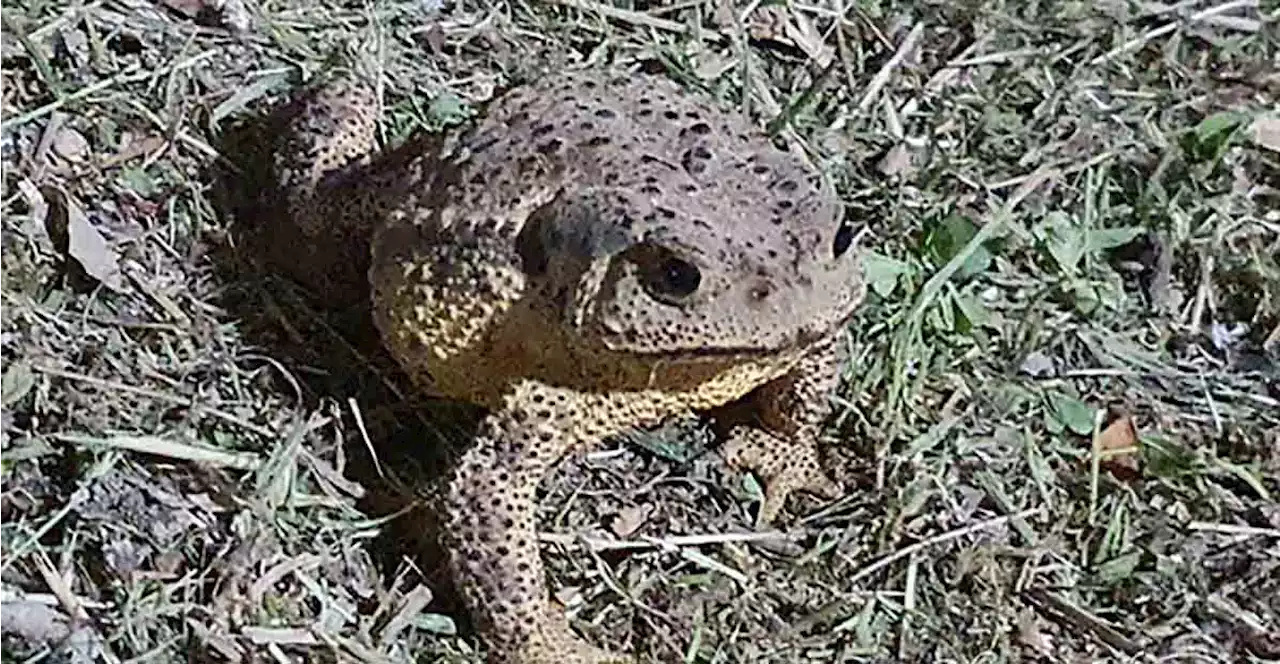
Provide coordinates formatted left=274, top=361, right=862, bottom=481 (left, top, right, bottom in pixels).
left=441, top=72, right=827, bottom=225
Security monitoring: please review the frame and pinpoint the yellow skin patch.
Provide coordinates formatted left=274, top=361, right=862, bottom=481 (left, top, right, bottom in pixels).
left=272, top=69, right=867, bottom=664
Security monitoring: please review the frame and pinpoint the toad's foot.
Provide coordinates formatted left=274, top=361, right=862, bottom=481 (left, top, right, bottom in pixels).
left=272, top=76, right=379, bottom=235
left=443, top=381, right=630, bottom=664
left=486, top=603, right=632, bottom=664
left=722, top=426, right=840, bottom=526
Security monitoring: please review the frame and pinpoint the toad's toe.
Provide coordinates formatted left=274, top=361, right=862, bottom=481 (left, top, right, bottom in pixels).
left=490, top=603, right=632, bottom=664
left=723, top=425, right=841, bottom=526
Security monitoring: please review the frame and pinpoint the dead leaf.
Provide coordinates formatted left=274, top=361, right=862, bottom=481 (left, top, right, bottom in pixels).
left=694, top=51, right=737, bottom=82
left=51, top=127, right=89, bottom=163
left=104, top=132, right=167, bottom=168
left=608, top=505, right=650, bottom=538
left=0, top=600, right=71, bottom=644
left=65, top=196, right=127, bottom=293
left=1264, top=321, right=1280, bottom=353
left=156, top=0, right=205, bottom=18
left=420, top=23, right=446, bottom=55
left=1019, top=351, right=1057, bottom=377
left=157, top=0, right=250, bottom=31
left=16, top=179, right=54, bottom=251
left=2, top=360, right=36, bottom=408
left=1250, top=114, right=1280, bottom=153
left=879, top=143, right=915, bottom=178
left=212, top=0, right=251, bottom=33
left=378, top=584, right=433, bottom=645
left=732, top=6, right=834, bottom=67
left=782, top=10, right=834, bottom=67
left=1097, top=415, right=1141, bottom=481
left=241, top=626, right=318, bottom=645
left=1016, top=608, right=1053, bottom=656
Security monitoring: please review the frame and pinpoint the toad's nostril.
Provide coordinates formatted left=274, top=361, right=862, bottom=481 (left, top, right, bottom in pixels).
left=750, top=281, right=773, bottom=302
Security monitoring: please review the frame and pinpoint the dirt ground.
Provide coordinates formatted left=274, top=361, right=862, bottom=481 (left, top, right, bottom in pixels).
left=2, top=1, right=1278, bottom=662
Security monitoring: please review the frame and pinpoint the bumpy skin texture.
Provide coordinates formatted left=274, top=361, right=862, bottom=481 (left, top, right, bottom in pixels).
left=273, top=70, right=867, bottom=664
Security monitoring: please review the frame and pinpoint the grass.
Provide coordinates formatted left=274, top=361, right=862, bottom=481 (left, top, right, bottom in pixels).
left=2, top=0, right=1278, bottom=662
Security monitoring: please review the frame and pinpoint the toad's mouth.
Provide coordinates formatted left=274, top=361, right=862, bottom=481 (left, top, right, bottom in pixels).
left=595, top=308, right=855, bottom=361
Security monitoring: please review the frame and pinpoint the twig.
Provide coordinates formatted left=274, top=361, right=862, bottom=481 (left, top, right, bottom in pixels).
left=54, top=433, right=262, bottom=470
left=1024, top=588, right=1143, bottom=655
left=840, top=507, right=1042, bottom=586
left=1138, top=1, right=1262, bottom=32
left=542, top=0, right=729, bottom=43
left=857, top=22, right=924, bottom=113
left=537, top=529, right=795, bottom=552
left=1091, top=0, right=1260, bottom=65
left=1187, top=522, right=1280, bottom=539
left=34, top=365, right=279, bottom=439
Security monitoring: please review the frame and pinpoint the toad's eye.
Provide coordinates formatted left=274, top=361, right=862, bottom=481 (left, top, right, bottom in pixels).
left=636, top=247, right=702, bottom=304
left=657, top=257, right=701, bottom=296
left=832, top=221, right=856, bottom=259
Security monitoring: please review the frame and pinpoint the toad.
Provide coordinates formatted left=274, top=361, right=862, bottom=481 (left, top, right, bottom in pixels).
left=269, top=69, right=867, bottom=663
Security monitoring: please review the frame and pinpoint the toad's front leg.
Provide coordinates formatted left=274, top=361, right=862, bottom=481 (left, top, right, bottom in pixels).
left=721, top=333, right=847, bottom=526
left=442, top=380, right=630, bottom=664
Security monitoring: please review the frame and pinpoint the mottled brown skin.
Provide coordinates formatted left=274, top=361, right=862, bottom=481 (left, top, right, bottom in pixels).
left=272, top=70, right=866, bottom=664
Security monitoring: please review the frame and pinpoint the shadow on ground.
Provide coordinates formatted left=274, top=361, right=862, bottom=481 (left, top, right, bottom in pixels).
left=201, top=85, right=484, bottom=622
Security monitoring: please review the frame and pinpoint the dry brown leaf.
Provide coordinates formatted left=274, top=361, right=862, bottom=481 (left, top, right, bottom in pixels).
left=1016, top=608, right=1054, bottom=656
left=1250, top=114, right=1280, bottom=153
left=65, top=196, right=127, bottom=293
left=16, top=179, right=54, bottom=251
left=608, top=505, right=650, bottom=538
left=715, top=5, right=834, bottom=67
left=0, top=600, right=71, bottom=645
left=1097, top=415, right=1141, bottom=481
left=50, top=127, right=89, bottom=163
left=781, top=9, right=834, bottom=67
left=156, top=0, right=205, bottom=18
left=879, top=143, right=916, bottom=178
left=104, top=132, right=168, bottom=168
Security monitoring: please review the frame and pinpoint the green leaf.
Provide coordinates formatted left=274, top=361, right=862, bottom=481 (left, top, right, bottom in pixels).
left=1180, top=111, right=1246, bottom=164
left=1141, top=435, right=1201, bottom=479
left=211, top=72, right=289, bottom=125
left=1213, top=459, right=1272, bottom=501
left=1094, top=549, right=1142, bottom=584
left=1063, top=279, right=1102, bottom=316
left=427, top=91, right=471, bottom=125
left=862, top=253, right=912, bottom=298
left=1046, top=391, right=1096, bottom=436
left=1, top=360, right=35, bottom=407
left=952, top=291, right=992, bottom=330
left=119, top=166, right=158, bottom=198
left=925, top=214, right=992, bottom=279
left=928, top=291, right=957, bottom=331
left=410, top=613, right=458, bottom=635
left=1195, top=111, right=1246, bottom=143
left=624, top=422, right=702, bottom=463
left=1040, top=212, right=1087, bottom=274
left=1088, top=226, right=1146, bottom=252
left=1098, top=499, right=1131, bottom=561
